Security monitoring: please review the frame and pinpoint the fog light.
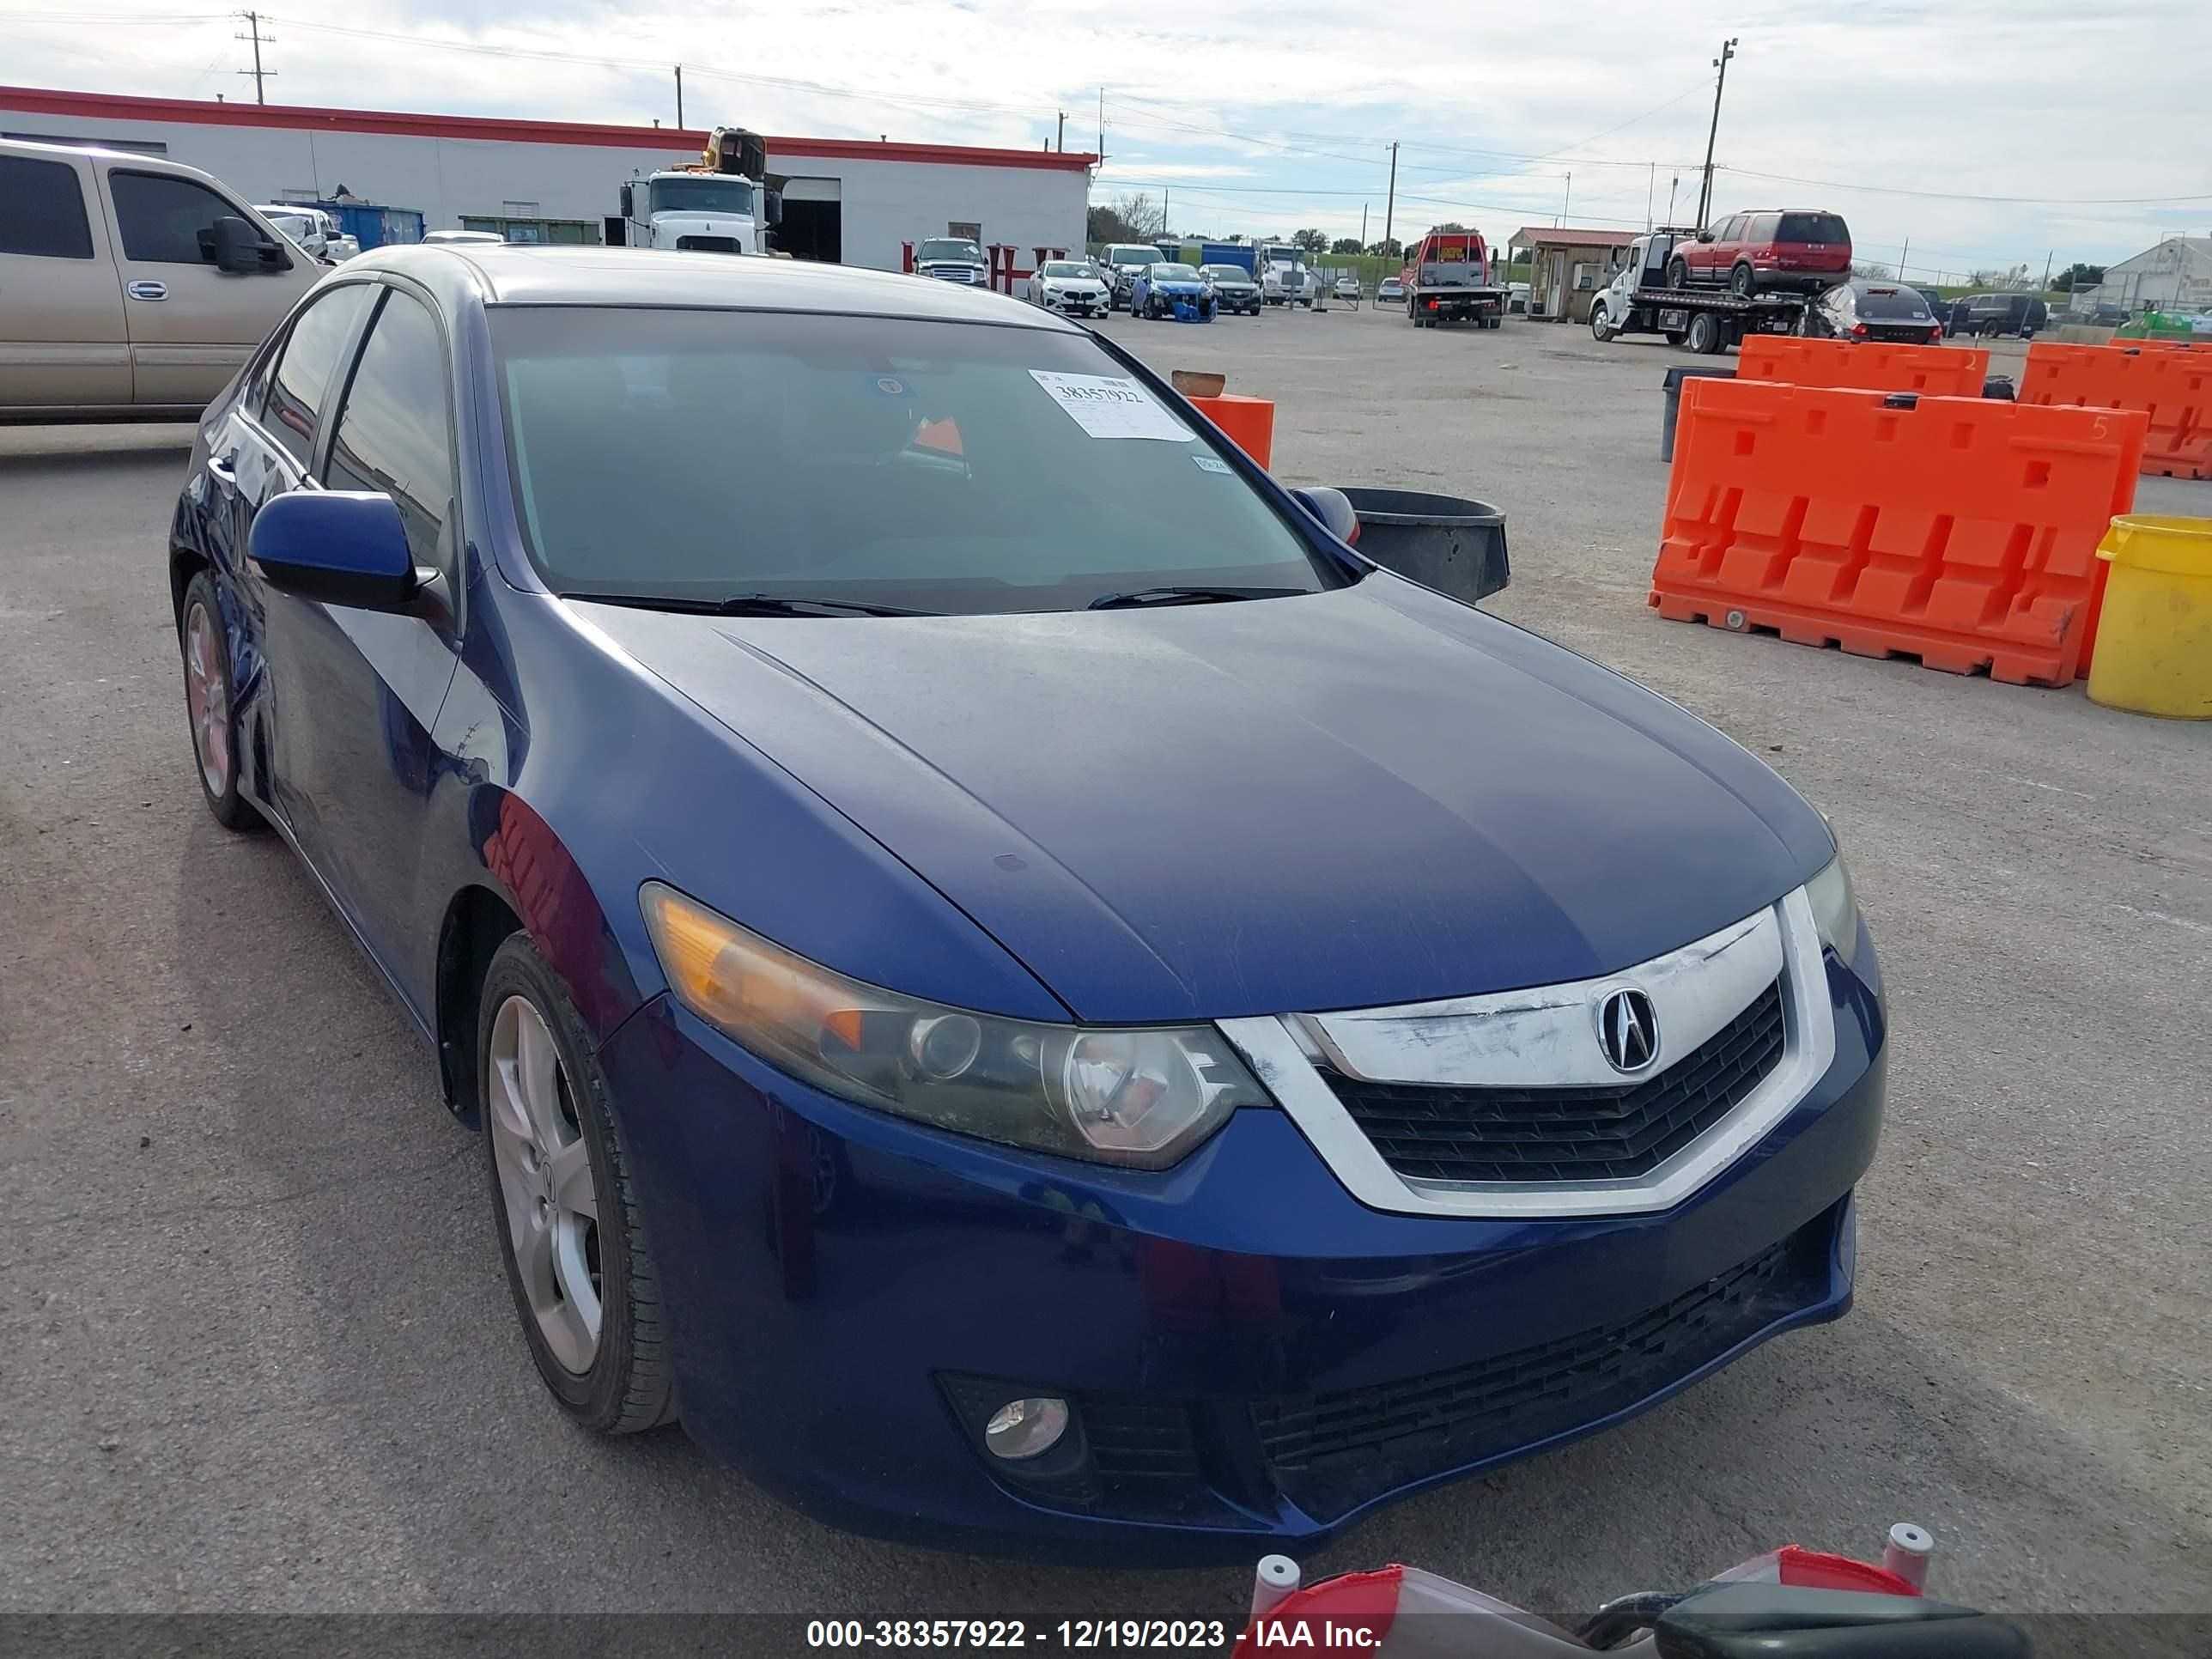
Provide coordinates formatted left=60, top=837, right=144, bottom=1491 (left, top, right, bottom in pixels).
left=983, top=1396, right=1070, bottom=1461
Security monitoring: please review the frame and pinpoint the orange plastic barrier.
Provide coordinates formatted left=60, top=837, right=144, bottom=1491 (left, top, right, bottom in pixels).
left=1188, top=392, right=1275, bottom=469
left=1650, top=380, right=2144, bottom=686
left=1737, top=336, right=1989, bottom=398
left=2021, top=342, right=2212, bottom=480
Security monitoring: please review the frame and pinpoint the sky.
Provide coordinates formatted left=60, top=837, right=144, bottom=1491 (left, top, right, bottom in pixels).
left=7, top=0, right=2209, bottom=282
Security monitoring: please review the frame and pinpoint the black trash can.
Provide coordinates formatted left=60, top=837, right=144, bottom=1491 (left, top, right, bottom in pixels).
left=1336, top=487, right=1510, bottom=606
left=1661, top=365, right=1738, bottom=462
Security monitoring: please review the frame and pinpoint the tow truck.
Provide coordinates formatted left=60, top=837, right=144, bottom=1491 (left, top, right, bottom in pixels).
left=1587, top=229, right=1811, bottom=353
left=1404, top=229, right=1504, bottom=329
left=611, top=125, right=783, bottom=254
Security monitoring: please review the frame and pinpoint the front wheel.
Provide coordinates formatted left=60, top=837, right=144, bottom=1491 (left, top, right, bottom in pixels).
left=481, top=933, right=673, bottom=1435
left=1667, top=258, right=1690, bottom=290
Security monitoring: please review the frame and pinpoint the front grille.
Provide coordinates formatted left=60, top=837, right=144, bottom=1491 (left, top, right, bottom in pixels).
left=1256, top=1232, right=1812, bottom=1519
left=1325, top=978, right=1786, bottom=1185
left=675, top=234, right=740, bottom=253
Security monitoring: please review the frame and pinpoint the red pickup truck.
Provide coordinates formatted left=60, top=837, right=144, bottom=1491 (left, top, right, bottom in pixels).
left=1401, top=230, right=1504, bottom=329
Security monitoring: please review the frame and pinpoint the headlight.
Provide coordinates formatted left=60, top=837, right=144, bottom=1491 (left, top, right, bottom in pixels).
left=641, top=882, right=1263, bottom=1167
left=1807, top=851, right=1860, bottom=957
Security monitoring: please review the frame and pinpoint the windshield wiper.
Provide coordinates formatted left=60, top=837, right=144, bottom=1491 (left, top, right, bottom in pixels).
left=562, top=591, right=939, bottom=618
left=1086, top=585, right=1310, bottom=611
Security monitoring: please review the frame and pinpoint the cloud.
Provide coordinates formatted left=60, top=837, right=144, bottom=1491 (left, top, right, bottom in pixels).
left=3, top=0, right=2203, bottom=273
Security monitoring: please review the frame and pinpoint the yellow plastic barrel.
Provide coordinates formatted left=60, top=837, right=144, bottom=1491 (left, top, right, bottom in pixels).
left=2087, top=515, right=2212, bottom=719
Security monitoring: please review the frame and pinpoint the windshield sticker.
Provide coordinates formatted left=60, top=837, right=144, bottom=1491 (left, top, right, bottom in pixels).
left=1192, top=454, right=1232, bottom=474
left=1028, top=371, right=1195, bottom=441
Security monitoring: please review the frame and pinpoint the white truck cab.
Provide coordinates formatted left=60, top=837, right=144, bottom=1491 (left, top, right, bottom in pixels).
left=1256, top=243, right=1312, bottom=307
left=617, top=126, right=781, bottom=254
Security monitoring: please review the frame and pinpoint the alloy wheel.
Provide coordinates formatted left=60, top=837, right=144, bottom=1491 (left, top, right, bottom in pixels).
left=183, top=601, right=231, bottom=797
left=487, top=994, right=603, bottom=1374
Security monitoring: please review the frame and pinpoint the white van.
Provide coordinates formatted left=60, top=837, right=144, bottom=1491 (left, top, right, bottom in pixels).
left=1, top=137, right=320, bottom=422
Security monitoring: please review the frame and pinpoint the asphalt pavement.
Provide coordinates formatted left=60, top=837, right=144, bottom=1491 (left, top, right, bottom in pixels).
left=1, top=307, right=2205, bottom=1643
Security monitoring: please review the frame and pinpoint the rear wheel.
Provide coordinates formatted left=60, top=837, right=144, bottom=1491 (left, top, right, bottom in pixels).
left=178, top=571, right=258, bottom=832
left=1729, top=262, right=1755, bottom=297
left=1686, top=312, right=1722, bottom=355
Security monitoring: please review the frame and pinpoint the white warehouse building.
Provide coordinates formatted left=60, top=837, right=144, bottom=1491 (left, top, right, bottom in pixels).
left=0, top=85, right=1094, bottom=278
left=2075, top=236, right=2212, bottom=317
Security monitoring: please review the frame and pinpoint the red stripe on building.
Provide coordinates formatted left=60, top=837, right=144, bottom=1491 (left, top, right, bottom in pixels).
left=0, top=85, right=1099, bottom=172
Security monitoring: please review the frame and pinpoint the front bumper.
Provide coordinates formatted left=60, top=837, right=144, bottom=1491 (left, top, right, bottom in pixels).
left=599, top=939, right=1885, bottom=1555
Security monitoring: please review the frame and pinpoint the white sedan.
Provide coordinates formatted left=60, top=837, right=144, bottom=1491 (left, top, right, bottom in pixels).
left=1334, top=273, right=1362, bottom=301
left=1031, top=259, right=1111, bottom=319
left=1376, top=275, right=1406, bottom=303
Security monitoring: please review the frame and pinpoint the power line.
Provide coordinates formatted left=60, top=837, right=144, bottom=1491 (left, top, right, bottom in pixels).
left=1716, top=165, right=2212, bottom=208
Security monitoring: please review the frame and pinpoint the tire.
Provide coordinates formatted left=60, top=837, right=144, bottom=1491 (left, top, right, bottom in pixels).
left=1667, top=258, right=1690, bottom=290
left=177, top=570, right=259, bottom=832
left=1686, top=312, right=1721, bottom=355
left=1663, top=329, right=1688, bottom=346
left=480, top=933, right=674, bottom=1435
left=1729, top=262, right=1755, bottom=297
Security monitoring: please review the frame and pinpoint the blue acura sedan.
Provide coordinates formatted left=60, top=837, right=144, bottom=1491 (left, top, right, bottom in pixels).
left=168, top=246, right=1883, bottom=1555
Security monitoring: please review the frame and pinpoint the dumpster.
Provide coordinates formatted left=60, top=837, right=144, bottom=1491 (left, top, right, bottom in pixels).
left=1336, top=487, right=1510, bottom=607
left=2087, top=515, right=2212, bottom=719
left=1661, top=366, right=1737, bottom=461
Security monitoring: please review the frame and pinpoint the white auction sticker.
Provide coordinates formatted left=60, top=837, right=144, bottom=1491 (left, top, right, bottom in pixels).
left=1028, top=370, right=1195, bottom=441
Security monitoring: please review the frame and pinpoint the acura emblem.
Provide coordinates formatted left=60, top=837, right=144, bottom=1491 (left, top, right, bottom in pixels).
left=1597, top=988, right=1660, bottom=1074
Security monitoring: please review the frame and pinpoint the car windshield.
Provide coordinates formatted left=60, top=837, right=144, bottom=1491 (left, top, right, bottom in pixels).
left=1152, top=264, right=1199, bottom=281
left=1200, top=266, right=1249, bottom=281
left=648, top=177, right=755, bottom=216
left=1856, top=287, right=1931, bottom=319
left=1777, top=213, right=1847, bottom=244
left=920, top=239, right=982, bottom=264
left=492, top=307, right=1346, bottom=617
left=1103, top=246, right=1155, bottom=265
left=1042, top=262, right=1090, bottom=278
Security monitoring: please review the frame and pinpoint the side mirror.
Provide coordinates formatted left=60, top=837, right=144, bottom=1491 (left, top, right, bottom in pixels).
left=248, top=491, right=424, bottom=611
left=1291, top=486, right=1360, bottom=546
left=619, top=182, right=635, bottom=218
left=1696, top=228, right=1716, bottom=243
left=764, top=188, right=784, bottom=228
left=208, top=216, right=272, bottom=274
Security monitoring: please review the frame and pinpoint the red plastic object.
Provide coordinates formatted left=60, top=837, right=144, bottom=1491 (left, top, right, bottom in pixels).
left=1738, top=336, right=1989, bottom=398
left=1650, top=379, right=2144, bottom=686
left=1232, top=1565, right=1401, bottom=1659
left=1777, top=1547, right=1922, bottom=1597
left=2021, top=342, right=2212, bottom=480
left=1187, top=392, right=1275, bottom=470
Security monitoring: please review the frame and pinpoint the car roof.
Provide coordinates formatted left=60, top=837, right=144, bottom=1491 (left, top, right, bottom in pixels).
left=344, top=244, right=1076, bottom=329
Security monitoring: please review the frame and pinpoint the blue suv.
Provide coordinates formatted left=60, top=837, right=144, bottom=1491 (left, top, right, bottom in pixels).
left=167, top=245, right=1883, bottom=1556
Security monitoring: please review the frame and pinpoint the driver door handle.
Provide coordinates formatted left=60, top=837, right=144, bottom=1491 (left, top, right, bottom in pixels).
left=126, top=281, right=168, bottom=301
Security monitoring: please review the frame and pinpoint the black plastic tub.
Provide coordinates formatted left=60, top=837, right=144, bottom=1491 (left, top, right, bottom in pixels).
left=1661, top=365, right=1738, bottom=461
left=1336, top=487, right=1510, bottom=606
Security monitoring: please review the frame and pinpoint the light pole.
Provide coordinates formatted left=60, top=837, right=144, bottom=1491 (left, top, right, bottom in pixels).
left=1695, top=38, right=1738, bottom=228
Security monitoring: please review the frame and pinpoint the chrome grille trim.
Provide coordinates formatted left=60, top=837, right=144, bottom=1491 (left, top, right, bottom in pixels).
left=1215, top=888, right=1835, bottom=1218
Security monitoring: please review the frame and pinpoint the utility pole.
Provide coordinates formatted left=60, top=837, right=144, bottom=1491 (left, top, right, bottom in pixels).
left=1559, top=171, right=1572, bottom=228
left=1056, top=111, right=1065, bottom=152
left=1161, top=188, right=1169, bottom=237
left=1695, top=37, right=1737, bottom=228
left=1646, top=162, right=1656, bottom=231
left=674, top=65, right=684, bottom=129
left=1382, top=141, right=1398, bottom=253
left=1666, top=173, right=1680, bottom=229
left=2040, top=247, right=2054, bottom=294
left=235, top=10, right=273, bottom=105
left=1361, top=203, right=1368, bottom=247
left=1097, top=88, right=1104, bottom=164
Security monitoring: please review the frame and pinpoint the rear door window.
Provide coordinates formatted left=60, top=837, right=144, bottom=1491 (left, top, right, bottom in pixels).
left=324, top=290, right=457, bottom=572
left=110, top=170, right=265, bottom=265
left=259, top=282, right=376, bottom=472
left=1746, top=212, right=1781, bottom=244
left=0, top=155, right=94, bottom=258
left=1778, top=213, right=1847, bottom=245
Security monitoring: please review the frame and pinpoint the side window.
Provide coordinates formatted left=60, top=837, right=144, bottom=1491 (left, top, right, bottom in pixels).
left=325, top=290, right=456, bottom=574
left=261, top=283, right=375, bottom=472
left=0, top=155, right=94, bottom=258
left=1750, top=213, right=1780, bottom=243
left=109, top=170, right=280, bottom=266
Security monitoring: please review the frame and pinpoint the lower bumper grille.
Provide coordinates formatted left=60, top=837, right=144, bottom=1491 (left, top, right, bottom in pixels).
left=1255, top=1228, right=1818, bottom=1519
left=1325, top=978, right=1787, bottom=1184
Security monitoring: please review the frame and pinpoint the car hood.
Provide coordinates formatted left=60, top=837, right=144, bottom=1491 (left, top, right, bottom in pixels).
left=576, top=580, right=1831, bottom=1023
